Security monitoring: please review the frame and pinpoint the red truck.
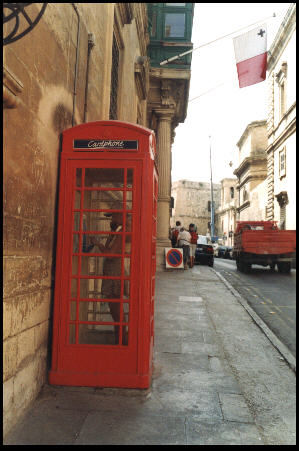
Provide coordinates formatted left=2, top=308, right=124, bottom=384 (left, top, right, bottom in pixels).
left=232, top=221, right=296, bottom=273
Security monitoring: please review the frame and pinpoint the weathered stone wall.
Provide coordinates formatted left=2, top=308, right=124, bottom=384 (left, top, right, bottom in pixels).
left=239, top=179, right=267, bottom=222
left=234, top=121, right=268, bottom=223
left=171, top=180, right=221, bottom=235
left=3, top=3, right=149, bottom=437
left=266, top=4, right=296, bottom=229
left=216, top=178, right=238, bottom=245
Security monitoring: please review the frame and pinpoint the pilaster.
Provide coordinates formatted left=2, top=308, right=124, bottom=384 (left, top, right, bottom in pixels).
left=155, top=108, right=175, bottom=269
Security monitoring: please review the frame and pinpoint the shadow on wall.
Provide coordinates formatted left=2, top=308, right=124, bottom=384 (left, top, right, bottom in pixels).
left=52, top=103, right=73, bottom=133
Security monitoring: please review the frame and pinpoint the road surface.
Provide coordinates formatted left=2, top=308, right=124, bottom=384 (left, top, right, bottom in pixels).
left=213, top=257, right=296, bottom=358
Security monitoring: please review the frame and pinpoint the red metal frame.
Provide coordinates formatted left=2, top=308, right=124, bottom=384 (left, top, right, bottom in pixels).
left=49, top=121, right=157, bottom=388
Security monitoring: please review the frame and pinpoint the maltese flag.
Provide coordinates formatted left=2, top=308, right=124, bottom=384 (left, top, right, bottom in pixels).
left=233, top=24, right=267, bottom=88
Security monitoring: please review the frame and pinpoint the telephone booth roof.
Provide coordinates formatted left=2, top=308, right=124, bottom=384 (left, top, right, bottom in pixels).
left=61, top=120, right=156, bottom=159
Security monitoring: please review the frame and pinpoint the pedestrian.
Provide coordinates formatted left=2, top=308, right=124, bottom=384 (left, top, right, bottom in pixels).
left=90, top=212, right=130, bottom=344
left=171, top=220, right=181, bottom=247
left=188, top=223, right=198, bottom=268
left=177, top=226, right=191, bottom=270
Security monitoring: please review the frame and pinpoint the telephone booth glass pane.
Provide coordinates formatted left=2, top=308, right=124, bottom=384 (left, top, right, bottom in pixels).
left=83, top=190, right=123, bottom=210
left=76, top=169, right=82, bottom=186
left=68, top=167, right=134, bottom=346
left=84, top=168, right=124, bottom=187
left=127, top=169, right=133, bottom=187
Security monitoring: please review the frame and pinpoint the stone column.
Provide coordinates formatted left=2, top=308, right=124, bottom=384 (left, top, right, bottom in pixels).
left=155, top=108, right=174, bottom=270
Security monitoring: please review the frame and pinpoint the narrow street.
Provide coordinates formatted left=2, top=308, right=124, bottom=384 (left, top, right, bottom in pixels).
left=213, top=258, right=296, bottom=358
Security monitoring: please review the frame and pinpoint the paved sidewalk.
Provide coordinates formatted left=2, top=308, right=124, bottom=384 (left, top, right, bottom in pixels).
left=4, top=265, right=296, bottom=445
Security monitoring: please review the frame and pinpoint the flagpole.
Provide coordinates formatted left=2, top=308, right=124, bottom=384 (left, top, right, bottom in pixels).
left=160, top=13, right=276, bottom=66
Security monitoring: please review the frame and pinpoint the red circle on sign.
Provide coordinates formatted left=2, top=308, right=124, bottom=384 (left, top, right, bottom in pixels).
left=166, top=249, right=183, bottom=267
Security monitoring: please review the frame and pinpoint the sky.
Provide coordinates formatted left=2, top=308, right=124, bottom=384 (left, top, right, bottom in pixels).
left=171, top=3, right=292, bottom=185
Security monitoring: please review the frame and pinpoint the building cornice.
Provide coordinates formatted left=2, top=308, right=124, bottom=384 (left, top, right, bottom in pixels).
left=237, top=200, right=250, bottom=213
left=150, top=66, right=191, bottom=81
left=233, top=155, right=267, bottom=178
left=267, top=4, right=296, bottom=73
left=216, top=205, right=237, bottom=215
left=148, top=69, right=191, bottom=128
left=237, top=173, right=267, bottom=189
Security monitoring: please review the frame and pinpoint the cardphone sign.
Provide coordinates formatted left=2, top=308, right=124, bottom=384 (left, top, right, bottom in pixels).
left=73, top=139, right=138, bottom=150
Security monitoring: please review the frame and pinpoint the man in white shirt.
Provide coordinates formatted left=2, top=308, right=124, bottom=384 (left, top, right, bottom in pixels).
left=177, top=227, right=191, bottom=270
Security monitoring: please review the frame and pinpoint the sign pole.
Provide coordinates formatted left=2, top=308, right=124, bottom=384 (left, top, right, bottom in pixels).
left=209, top=136, right=215, bottom=239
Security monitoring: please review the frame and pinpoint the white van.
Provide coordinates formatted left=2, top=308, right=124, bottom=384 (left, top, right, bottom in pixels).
left=197, top=235, right=208, bottom=245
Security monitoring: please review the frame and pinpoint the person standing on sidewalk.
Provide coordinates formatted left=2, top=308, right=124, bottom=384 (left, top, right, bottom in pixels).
left=188, top=223, right=198, bottom=268
left=177, top=227, right=191, bottom=270
left=171, top=220, right=181, bottom=247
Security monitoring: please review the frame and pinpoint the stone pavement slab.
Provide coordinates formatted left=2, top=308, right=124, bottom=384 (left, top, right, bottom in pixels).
left=74, top=412, right=186, bottom=445
left=4, top=265, right=295, bottom=445
left=185, top=419, right=263, bottom=445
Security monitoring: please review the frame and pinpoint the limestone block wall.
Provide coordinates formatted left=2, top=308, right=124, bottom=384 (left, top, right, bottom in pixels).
left=3, top=3, right=149, bottom=437
left=237, top=120, right=267, bottom=166
left=266, top=4, right=296, bottom=229
left=217, top=178, right=238, bottom=244
left=220, top=178, right=238, bottom=207
left=273, top=132, right=296, bottom=229
left=239, top=179, right=267, bottom=221
left=171, top=180, right=221, bottom=235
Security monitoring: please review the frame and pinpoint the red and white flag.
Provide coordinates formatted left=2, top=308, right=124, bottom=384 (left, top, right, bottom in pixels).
left=233, top=24, right=267, bottom=88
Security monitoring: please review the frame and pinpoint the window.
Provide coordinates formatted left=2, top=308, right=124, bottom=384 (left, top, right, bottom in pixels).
left=109, top=34, right=119, bottom=120
left=279, top=147, right=286, bottom=178
left=275, top=62, right=287, bottom=120
left=279, top=80, right=286, bottom=117
left=164, top=13, right=185, bottom=37
left=230, top=187, right=234, bottom=199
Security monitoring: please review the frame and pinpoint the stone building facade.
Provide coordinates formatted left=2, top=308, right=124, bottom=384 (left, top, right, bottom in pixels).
left=3, top=3, right=193, bottom=437
left=234, top=120, right=268, bottom=222
left=266, top=3, right=296, bottom=230
left=216, top=178, right=238, bottom=246
left=171, top=180, right=221, bottom=236
left=146, top=3, right=194, bottom=268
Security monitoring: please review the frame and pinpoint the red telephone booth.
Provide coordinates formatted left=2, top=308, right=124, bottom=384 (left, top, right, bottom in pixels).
left=49, top=121, right=158, bottom=388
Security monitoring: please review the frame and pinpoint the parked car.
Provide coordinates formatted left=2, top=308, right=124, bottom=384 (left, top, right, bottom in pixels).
left=194, top=241, right=214, bottom=266
left=216, top=245, right=227, bottom=258
left=225, top=246, right=233, bottom=259
left=217, top=245, right=233, bottom=259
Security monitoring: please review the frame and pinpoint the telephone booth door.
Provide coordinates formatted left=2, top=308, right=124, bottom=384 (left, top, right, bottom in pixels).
left=49, top=121, right=157, bottom=388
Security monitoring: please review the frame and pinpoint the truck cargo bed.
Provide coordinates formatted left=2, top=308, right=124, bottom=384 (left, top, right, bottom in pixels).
left=236, top=230, right=296, bottom=255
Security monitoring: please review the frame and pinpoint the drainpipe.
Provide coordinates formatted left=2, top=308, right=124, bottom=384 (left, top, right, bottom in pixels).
left=83, top=33, right=95, bottom=122
left=71, top=3, right=80, bottom=127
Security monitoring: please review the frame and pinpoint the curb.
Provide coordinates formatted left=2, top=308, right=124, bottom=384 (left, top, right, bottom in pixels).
left=212, top=268, right=296, bottom=374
